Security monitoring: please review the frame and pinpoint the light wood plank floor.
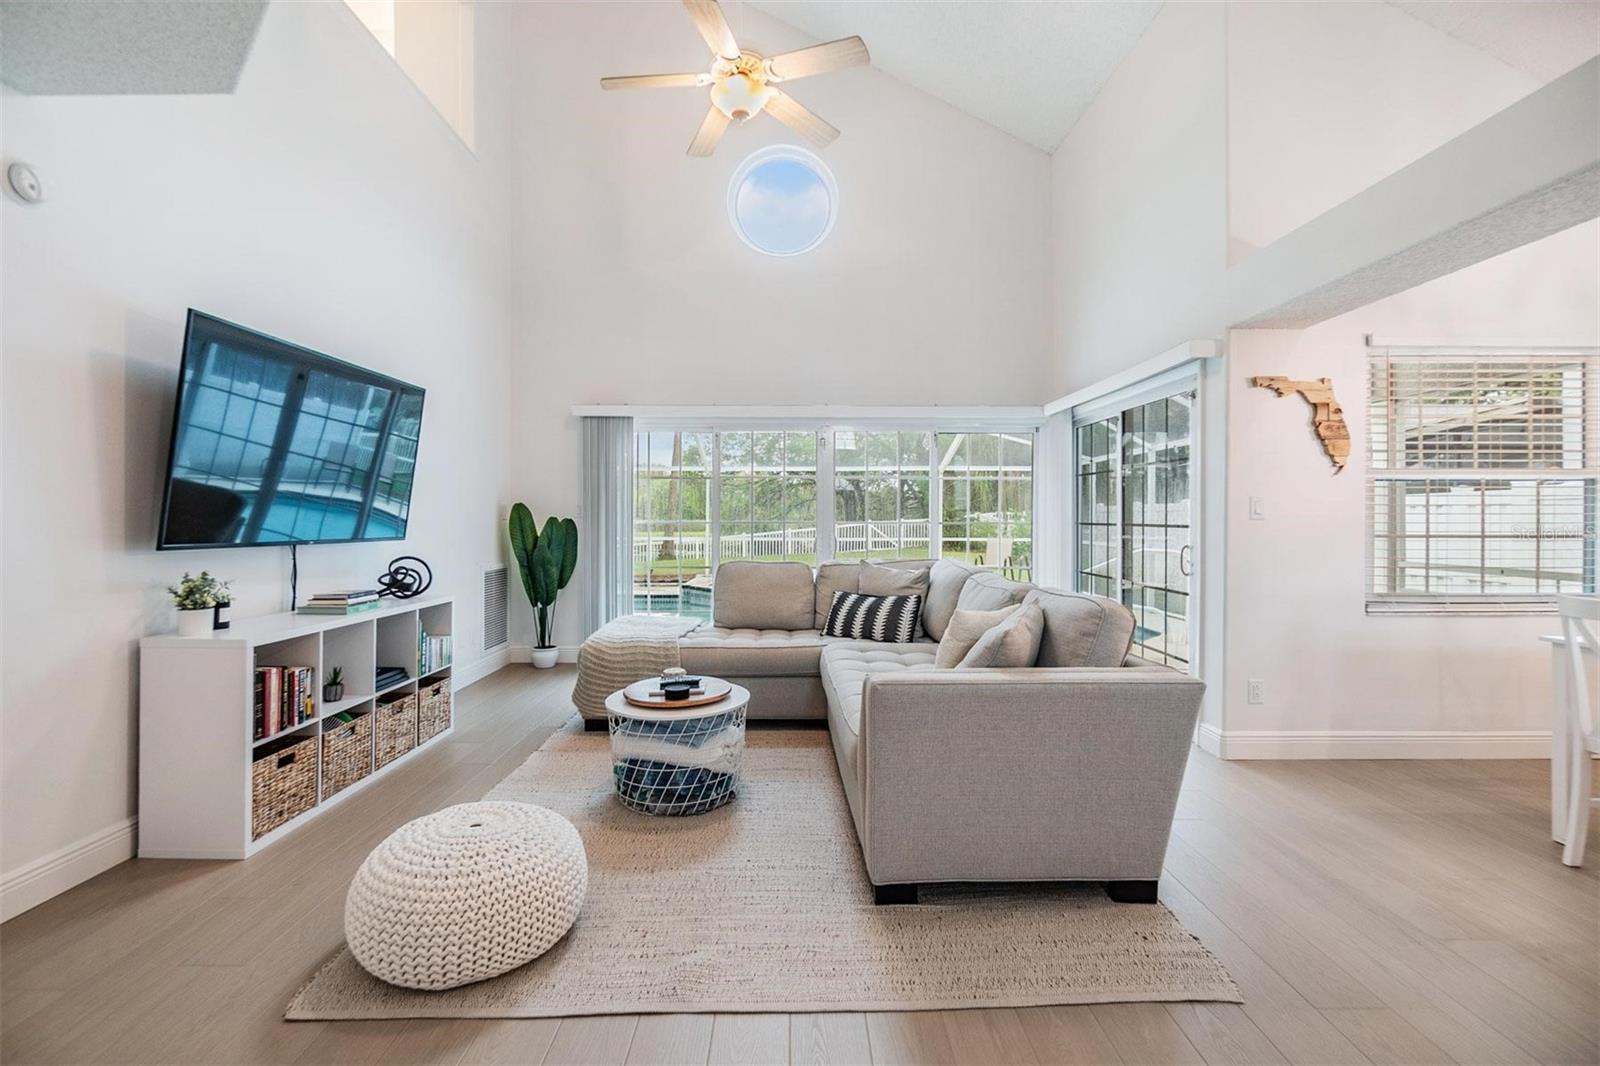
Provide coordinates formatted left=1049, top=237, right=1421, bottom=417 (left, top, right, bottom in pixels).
left=3, top=666, right=1595, bottom=1065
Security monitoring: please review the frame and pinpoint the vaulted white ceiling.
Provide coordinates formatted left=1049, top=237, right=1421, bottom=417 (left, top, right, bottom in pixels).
left=746, top=0, right=1599, bottom=156
left=746, top=0, right=1162, bottom=152
left=1390, top=0, right=1600, bottom=81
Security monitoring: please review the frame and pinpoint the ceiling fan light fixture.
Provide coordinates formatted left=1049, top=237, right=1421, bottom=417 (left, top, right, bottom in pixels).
left=710, top=72, right=773, bottom=121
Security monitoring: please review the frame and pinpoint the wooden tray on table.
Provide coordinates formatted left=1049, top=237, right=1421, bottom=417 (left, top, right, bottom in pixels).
left=621, top=676, right=733, bottom=710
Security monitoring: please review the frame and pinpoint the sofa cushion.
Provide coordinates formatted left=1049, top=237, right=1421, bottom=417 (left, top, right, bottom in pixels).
left=859, top=560, right=930, bottom=598
left=820, top=642, right=939, bottom=748
left=678, top=627, right=825, bottom=677
left=713, top=561, right=815, bottom=630
left=822, top=591, right=924, bottom=643
left=955, top=570, right=1034, bottom=614
left=934, top=604, right=1019, bottom=668
left=813, top=562, right=859, bottom=629
left=922, top=559, right=979, bottom=641
left=959, top=601, right=1046, bottom=668
left=1026, top=587, right=1136, bottom=667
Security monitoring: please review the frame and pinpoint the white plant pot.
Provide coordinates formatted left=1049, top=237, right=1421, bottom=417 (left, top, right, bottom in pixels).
left=176, top=608, right=213, bottom=637
left=530, top=647, right=560, bottom=669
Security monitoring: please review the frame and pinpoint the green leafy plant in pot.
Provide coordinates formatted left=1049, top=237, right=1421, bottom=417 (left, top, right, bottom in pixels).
left=167, top=571, right=231, bottom=638
left=509, top=504, right=577, bottom=669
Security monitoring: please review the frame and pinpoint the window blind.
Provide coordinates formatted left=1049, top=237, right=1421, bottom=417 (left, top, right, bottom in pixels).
left=1366, top=347, right=1599, bottom=612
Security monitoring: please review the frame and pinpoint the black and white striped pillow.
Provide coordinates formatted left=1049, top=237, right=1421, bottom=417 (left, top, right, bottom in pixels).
left=823, top=590, right=923, bottom=643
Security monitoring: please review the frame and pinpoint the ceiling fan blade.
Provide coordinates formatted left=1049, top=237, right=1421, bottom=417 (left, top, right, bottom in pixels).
left=682, top=0, right=740, bottom=61
left=766, top=36, right=869, bottom=81
left=687, top=105, right=732, bottom=157
left=764, top=89, right=839, bottom=149
left=601, top=72, right=705, bottom=91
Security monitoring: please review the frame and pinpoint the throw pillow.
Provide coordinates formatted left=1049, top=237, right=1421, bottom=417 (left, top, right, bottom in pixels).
left=959, top=602, right=1046, bottom=668
left=858, top=561, right=931, bottom=598
left=823, top=591, right=923, bottom=643
left=813, top=561, right=859, bottom=629
left=934, top=604, right=1019, bottom=669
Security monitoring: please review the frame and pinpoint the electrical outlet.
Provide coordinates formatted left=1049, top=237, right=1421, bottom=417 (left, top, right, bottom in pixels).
left=1246, top=678, right=1264, bottom=705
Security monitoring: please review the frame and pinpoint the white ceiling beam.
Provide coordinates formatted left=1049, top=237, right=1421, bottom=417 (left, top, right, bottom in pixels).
left=1230, top=57, right=1600, bottom=330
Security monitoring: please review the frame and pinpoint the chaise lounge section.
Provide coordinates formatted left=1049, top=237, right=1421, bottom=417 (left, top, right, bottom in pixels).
left=579, top=559, right=1205, bottom=902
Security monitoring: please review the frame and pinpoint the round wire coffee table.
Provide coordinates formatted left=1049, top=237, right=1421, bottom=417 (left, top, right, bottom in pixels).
left=603, top=681, right=749, bottom=816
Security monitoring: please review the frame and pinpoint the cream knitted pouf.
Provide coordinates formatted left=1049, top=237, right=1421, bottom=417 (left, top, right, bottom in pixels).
left=345, top=801, right=588, bottom=990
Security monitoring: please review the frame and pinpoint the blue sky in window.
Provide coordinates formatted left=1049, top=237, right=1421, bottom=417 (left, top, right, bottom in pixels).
left=734, top=158, right=832, bottom=255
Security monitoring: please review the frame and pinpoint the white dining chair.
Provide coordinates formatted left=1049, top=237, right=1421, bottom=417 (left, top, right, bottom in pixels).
left=1557, top=594, right=1600, bottom=867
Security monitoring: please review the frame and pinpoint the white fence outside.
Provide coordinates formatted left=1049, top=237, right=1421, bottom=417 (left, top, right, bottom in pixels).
left=634, top=520, right=932, bottom=567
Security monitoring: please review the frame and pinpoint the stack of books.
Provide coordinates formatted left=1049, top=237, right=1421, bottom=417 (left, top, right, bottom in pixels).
left=299, top=590, right=381, bottom=616
left=254, top=665, right=315, bottom=740
left=376, top=665, right=410, bottom=691
left=419, top=629, right=453, bottom=675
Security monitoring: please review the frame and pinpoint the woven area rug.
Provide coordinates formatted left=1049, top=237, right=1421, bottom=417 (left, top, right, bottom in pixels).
left=287, top=723, right=1238, bottom=1019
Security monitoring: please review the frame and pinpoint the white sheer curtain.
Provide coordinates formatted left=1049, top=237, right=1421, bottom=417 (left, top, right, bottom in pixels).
left=580, top=416, right=633, bottom=637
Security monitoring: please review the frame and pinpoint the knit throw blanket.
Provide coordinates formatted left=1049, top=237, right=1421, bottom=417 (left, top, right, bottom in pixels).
left=572, top=615, right=704, bottom=718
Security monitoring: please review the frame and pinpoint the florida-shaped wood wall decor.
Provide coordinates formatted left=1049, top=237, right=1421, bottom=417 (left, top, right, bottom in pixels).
left=1250, top=376, right=1350, bottom=472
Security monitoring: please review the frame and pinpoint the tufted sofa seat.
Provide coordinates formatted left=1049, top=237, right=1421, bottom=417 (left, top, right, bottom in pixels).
left=818, top=641, right=938, bottom=836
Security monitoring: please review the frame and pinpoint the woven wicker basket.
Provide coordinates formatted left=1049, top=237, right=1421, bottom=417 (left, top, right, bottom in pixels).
left=375, top=693, right=419, bottom=770
left=321, top=713, right=374, bottom=799
left=251, top=732, right=318, bottom=839
left=418, top=681, right=451, bottom=743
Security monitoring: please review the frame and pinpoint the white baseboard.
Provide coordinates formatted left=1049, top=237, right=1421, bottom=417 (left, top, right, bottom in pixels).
left=453, top=644, right=512, bottom=689
left=1, top=817, right=137, bottom=922
left=1197, top=727, right=1552, bottom=760
left=508, top=643, right=579, bottom=664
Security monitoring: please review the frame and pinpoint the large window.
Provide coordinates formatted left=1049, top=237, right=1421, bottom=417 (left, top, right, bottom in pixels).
left=833, top=431, right=931, bottom=561
left=939, top=432, right=1033, bottom=579
left=718, top=431, right=818, bottom=564
left=1367, top=348, right=1599, bottom=610
left=634, top=431, right=711, bottom=616
left=633, top=425, right=1035, bottom=619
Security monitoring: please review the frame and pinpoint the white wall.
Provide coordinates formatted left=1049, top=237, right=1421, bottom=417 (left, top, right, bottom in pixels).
left=1226, top=0, right=1558, bottom=254
left=1223, top=221, right=1599, bottom=754
left=1050, top=0, right=1598, bottom=751
left=507, top=2, right=1053, bottom=649
left=1050, top=0, right=1595, bottom=395
left=0, top=1, right=515, bottom=907
left=1048, top=1, right=1228, bottom=396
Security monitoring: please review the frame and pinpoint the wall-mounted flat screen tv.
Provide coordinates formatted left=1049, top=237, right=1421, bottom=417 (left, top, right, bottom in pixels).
left=157, top=310, right=426, bottom=549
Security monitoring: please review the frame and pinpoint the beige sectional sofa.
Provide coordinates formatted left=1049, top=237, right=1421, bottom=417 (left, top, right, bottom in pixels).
left=582, top=558, right=1205, bottom=904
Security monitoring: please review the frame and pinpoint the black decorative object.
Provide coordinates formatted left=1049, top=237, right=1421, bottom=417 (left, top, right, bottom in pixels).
left=377, top=556, right=432, bottom=599
left=212, top=599, right=232, bottom=630
left=660, top=678, right=697, bottom=701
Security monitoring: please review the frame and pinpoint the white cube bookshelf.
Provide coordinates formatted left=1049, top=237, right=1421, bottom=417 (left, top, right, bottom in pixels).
left=138, top=595, right=454, bottom=859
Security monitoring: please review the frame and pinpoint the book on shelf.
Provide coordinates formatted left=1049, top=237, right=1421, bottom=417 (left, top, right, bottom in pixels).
left=297, top=599, right=381, bottom=616
left=419, top=630, right=453, bottom=675
left=253, top=664, right=316, bottom=740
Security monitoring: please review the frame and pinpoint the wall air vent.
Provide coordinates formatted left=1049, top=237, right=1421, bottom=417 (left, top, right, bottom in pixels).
left=483, top=567, right=508, bottom=650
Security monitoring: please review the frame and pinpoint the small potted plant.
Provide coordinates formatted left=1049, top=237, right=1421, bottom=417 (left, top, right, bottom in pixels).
left=167, top=571, right=229, bottom=637
left=508, top=503, right=577, bottom=669
left=323, top=666, right=345, bottom=703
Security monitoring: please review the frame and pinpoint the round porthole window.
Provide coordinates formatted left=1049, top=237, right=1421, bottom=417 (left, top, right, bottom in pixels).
left=728, top=145, right=837, bottom=257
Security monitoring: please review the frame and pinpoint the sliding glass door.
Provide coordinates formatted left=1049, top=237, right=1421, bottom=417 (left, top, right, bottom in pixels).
left=1075, top=392, right=1194, bottom=668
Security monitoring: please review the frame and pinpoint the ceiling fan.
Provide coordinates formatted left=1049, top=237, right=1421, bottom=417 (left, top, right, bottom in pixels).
left=601, top=0, right=869, bottom=158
